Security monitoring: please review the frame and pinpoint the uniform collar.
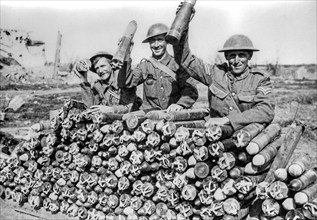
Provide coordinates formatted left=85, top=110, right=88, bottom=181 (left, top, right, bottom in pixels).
left=96, top=73, right=119, bottom=90
left=154, top=52, right=171, bottom=66
left=227, top=66, right=251, bottom=81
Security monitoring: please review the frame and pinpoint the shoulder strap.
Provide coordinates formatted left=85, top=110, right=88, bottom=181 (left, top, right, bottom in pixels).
left=148, top=57, right=176, bottom=81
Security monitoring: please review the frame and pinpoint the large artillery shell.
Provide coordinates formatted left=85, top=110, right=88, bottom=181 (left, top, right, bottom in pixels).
left=244, top=162, right=271, bottom=175
left=93, top=112, right=123, bottom=124
left=218, top=152, right=236, bottom=170
left=232, top=123, right=265, bottom=148
left=222, top=207, right=249, bottom=220
left=237, top=151, right=252, bottom=164
left=262, top=198, right=280, bottom=217
left=173, top=120, right=205, bottom=129
left=166, top=0, right=197, bottom=45
left=289, top=166, right=317, bottom=191
left=181, top=184, right=197, bottom=201
left=193, top=146, right=209, bottom=162
left=174, top=126, right=190, bottom=142
left=302, top=199, right=317, bottom=220
left=246, top=123, right=281, bottom=155
left=269, top=181, right=289, bottom=200
left=222, top=178, right=237, bottom=196
left=264, top=123, right=305, bottom=182
left=211, top=165, right=228, bottom=182
left=274, top=168, right=289, bottom=182
left=282, top=198, right=296, bottom=211
left=255, top=182, right=270, bottom=200
left=205, top=124, right=233, bottom=142
left=252, top=136, right=283, bottom=166
left=294, top=182, right=317, bottom=205
left=223, top=198, right=240, bottom=216
left=146, top=110, right=171, bottom=121
left=229, top=166, right=245, bottom=179
left=191, top=129, right=207, bottom=146
left=285, top=209, right=305, bottom=220
left=194, top=162, right=210, bottom=179
left=288, top=161, right=306, bottom=177
left=170, top=108, right=208, bottom=121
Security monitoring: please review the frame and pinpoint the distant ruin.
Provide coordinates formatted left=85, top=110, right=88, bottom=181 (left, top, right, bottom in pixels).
left=0, top=29, right=46, bottom=67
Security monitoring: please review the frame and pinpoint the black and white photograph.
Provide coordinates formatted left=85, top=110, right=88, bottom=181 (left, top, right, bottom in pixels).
left=0, top=0, right=316, bottom=219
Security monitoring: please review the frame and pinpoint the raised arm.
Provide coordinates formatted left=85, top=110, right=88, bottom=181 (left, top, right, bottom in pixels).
left=173, top=29, right=214, bottom=86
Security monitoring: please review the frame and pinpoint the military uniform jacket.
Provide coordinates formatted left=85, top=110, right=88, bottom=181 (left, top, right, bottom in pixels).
left=80, top=61, right=141, bottom=114
left=173, top=31, right=275, bottom=131
left=125, top=52, right=198, bottom=110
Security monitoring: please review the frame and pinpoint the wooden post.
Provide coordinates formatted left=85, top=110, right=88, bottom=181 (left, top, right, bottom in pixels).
left=53, top=31, right=62, bottom=79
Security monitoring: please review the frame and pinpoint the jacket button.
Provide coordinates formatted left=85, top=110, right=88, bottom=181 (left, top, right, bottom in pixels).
left=229, top=106, right=233, bottom=111
left=231, top=92, right=236, bottom=96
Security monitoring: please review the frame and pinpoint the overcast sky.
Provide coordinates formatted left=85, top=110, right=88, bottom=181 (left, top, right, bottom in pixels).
left=1, top=0, right=316, bottom=65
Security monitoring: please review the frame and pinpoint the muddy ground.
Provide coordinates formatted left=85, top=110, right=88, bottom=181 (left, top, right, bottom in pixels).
left=0, top=72, right=316, bottom=219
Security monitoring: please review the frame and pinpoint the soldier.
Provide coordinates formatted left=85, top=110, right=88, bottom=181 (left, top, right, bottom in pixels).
left=173, top=10, right=275, bottom=131
left=124, top=23, right=198, bottom=112
left=73, top=51, right=142, bottom=114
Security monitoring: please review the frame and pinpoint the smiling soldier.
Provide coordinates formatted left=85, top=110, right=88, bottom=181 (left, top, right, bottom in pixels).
left=73, top=51, right=141, bottom=114
left=124, top=23, right=198, bottom=112
left=173, top=10, right=275, bottom=131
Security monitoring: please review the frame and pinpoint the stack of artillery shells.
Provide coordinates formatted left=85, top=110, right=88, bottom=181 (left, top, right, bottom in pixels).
left=253, top=161, right=317, bottom=219
left=0, top=100, right=300, bottom=220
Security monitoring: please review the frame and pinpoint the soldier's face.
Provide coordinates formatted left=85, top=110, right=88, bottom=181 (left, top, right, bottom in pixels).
left=94, top=57, right=113, bottom=81
left=149, top=35, right=167, bottom=58
left=226, top=51, right=252, bottom=75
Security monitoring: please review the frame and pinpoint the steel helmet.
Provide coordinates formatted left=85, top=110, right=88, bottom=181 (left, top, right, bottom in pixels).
left=142, top=23, right=169, bottom=43
left=89, top=51, right=113, bottom=72
left=218, top=34, right=259, bottom=52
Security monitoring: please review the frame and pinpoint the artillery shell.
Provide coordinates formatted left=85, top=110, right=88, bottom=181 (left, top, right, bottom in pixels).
left=252, top=136, right=283, bottom=167
left=181, top=184, right=197, bottom=201
left=285, top=209, right=305, bottom=220
left=214, top=188, right=226, bottom=201
left=289, top=167, right=317, bottom=191
left=288, top=161, right=306, bottom=177
left=187, top=155, right=197, bottom=166
left=255, top=182, right=271, bottom=200
left=229, top=166, right=245, bottom=179
left=282, top=198, right=296, bottom=211
left=244, top=162, right=271, bottom=175
left=223, top=198, right=240, bottom=216
left=269, top=181, right=289, bottom=200
left=246, top=124, right=281, bottom=155
left=218, top=152, right=236, bottom=170
left=237, top=151, right=252, bottom=164
left=232, top=123, right=265, bottom=148
left=194, top=162, right=210, bottom=179
left=262, top=198, right=280, bottom=217
left=211, top=165, right=228, bottom=182
left=205, top=124, right=222, bottom=142
left=294, top=183, right=317, bottom=205
left=193, top=146, right=209, bottom=162
left=274, top=168, right=289, bottom=182
left=302, top=200, right=317, bottom=220
left=185, top=167, right=196, bottom=179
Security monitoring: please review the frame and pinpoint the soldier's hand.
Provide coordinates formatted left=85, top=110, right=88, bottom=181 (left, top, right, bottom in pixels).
left=205, top=117, right=230, bottom=127
left=176, top=1, right=196, bottom=21
left=76, top=59, right=91, bottom=72
left=73, top=60, right=90, bottom=83
left=167, top=104, right=184, bottom=112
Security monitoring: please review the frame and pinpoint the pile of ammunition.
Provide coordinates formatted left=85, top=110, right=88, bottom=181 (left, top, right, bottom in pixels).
left=253, top=161, right=317, bottom=219
left=0, top=99, right=310, bottom=220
